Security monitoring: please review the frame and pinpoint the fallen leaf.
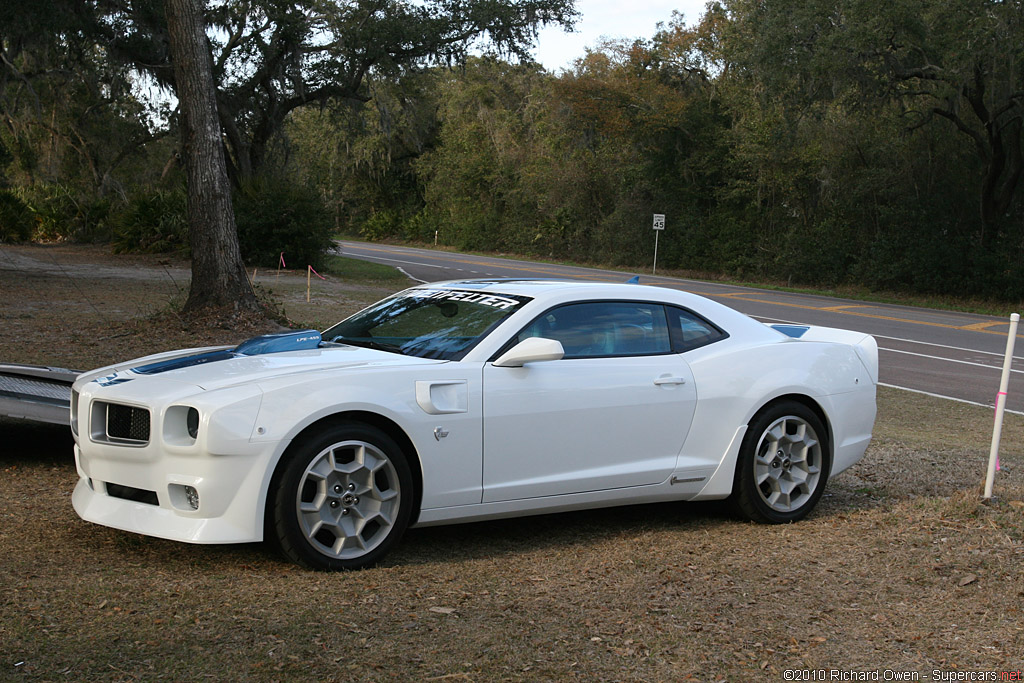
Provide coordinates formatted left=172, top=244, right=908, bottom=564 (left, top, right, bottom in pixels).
left=958, top=574, right=978, bottom=587
left=429, top=606, right=456, bottom=615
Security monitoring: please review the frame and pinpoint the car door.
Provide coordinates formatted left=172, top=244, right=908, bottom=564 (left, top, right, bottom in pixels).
left=481, top=301, right=697, bottom=502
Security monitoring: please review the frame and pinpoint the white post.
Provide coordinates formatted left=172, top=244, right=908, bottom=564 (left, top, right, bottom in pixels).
left=653, top=230, right=659, bottom=275
left=984, top=313, right=1020, bottom=499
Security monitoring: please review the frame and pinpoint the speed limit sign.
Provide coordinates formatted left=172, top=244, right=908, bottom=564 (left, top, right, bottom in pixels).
left=651, top=213, right=665, bottom=274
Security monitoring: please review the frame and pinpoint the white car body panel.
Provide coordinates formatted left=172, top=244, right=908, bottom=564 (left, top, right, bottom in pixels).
left=71, top=280, right=878, bottom=547
left=481, top=354, right=697, bottom=501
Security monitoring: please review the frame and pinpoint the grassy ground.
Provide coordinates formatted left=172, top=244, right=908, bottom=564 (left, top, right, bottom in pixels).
left=1, top=243, right=1022, bottom=681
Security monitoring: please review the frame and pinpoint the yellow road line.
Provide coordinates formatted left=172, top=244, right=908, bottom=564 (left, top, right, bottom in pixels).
left=959, top=321, right=1005, bottom=331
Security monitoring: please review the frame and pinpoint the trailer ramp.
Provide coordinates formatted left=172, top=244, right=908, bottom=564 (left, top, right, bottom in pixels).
left=0, top=363, right=79, bottom=426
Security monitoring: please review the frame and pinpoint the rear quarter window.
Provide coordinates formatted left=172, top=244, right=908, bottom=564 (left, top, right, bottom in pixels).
left=668, top=306, right=728, bottom=352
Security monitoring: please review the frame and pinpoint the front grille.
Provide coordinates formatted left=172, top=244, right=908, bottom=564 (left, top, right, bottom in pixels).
left=104, top=403, right=150, bottom=443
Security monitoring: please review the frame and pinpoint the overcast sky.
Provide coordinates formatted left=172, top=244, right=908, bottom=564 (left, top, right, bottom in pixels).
left=531, top=0, right=710, bottom=72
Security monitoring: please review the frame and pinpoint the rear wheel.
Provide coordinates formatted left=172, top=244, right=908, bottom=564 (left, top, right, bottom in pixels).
left=270, top=422, right=413, bottom=570
left=732, top=401, right=830, bottom=524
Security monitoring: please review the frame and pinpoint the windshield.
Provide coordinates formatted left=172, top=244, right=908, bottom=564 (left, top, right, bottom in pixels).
left=322, top=288, right=532, bottom=360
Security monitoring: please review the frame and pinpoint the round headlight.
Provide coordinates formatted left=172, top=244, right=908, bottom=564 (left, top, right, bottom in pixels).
left=186, top=407, right=199, bottom=439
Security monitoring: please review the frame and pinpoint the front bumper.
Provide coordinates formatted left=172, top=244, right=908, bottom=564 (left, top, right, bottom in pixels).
left=71, top=379, right=280, bottom=544
left=72, top=438, right=279, bottom=544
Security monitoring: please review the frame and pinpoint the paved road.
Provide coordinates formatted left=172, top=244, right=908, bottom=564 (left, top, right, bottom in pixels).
left=336, top=240, right=1024, bottom=415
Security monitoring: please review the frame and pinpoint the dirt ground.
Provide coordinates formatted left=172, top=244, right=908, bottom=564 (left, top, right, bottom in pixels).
left=0, top=243, right=401, bottom=368
left=1, top=243, right=1022, bottom=682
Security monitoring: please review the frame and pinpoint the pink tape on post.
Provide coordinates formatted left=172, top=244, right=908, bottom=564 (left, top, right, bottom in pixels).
left=280, top=252, right=286, bottom=268
left=309, top=265, right=326, bottom=280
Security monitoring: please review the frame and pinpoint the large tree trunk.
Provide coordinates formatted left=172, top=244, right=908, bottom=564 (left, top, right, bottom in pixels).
left=165, top=0, right=259, bottom=314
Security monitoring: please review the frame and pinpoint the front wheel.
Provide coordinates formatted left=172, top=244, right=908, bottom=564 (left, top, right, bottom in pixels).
left=270, top=422, right=413, bottom=570
left=732, top=401, right=830, bottom=524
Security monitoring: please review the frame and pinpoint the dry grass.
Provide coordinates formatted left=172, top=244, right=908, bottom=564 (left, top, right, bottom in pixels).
left=1, top=244, right=1022, bottom=681
left=0, top=243, right=402, bottom=368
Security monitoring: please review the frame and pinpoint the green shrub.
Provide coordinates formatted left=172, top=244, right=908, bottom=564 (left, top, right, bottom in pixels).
left=359, top=207, right=441, bottom=244
left=17, top=184, right=111, bottom=242
left=402, top=208, right=439, bottom=243
left=359, top=209, right=403, bottom=241
left=234, top=178, right=334, bottom=268
left=110, top=188, right=188, bottom=254
left=0, top=189, right=34, bottom=242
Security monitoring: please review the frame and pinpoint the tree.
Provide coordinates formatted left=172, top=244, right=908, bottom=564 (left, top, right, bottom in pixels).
left=91, top=0, right=578, bottom=183
left=718, top=0, right=1024, bottom=246
left=1, top=1, right=156, bottom=196
left=285, top=69, right=443, bottom=235
left=83, top=0, right=577, bottom=314
left=413, top=31, right=732, bottom=268
left=877, top=0, right=1023, bottom=244
left=165, top=0, right=258, bottom=312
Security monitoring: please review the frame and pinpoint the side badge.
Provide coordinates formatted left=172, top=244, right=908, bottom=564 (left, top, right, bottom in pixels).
left=433, top=427, right=449, bottom=441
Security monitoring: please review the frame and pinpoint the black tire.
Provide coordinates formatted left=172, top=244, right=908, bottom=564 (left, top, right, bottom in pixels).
left=270, top=422, right=413, bottom=570
left=731, top=400, right=831, bottom=524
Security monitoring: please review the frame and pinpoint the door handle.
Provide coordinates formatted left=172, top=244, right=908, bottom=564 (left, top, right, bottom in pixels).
left=653, top=376, right=687, bottom=386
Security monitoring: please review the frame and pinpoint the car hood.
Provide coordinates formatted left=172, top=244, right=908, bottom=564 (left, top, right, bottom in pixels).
left=76, top=343, right=444, bottom=394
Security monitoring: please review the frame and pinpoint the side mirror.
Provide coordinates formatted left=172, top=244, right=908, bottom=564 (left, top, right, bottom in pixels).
left=492, top=337, right=565, bottom=368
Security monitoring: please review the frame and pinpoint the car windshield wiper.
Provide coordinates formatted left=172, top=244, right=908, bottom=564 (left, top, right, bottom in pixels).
left=328, top=336, right=406, bottom=355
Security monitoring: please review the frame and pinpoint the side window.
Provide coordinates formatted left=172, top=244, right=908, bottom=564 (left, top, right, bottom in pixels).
left=667, top=306, right=728, bottom=352
left=516, top=302, right=671, bottom=358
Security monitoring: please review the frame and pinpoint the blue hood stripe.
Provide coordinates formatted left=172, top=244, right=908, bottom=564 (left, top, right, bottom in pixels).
left=132, top=349, right=235, bottom=375
left=132, top=330, right=322, bottom=375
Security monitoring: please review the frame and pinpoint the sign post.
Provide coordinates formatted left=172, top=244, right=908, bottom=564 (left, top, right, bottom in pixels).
left=652, top=213, right=665, bottom=274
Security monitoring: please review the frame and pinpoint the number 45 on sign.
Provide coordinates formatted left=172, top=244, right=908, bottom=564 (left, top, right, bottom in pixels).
left=652, top=214, right=665, bottom=274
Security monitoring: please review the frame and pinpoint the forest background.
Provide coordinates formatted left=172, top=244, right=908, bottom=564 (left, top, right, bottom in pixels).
left=1, top=0, right=1022, bottom=301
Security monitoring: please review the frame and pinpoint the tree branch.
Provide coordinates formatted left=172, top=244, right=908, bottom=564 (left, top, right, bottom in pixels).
left=932, top=107, right=990, bottom=161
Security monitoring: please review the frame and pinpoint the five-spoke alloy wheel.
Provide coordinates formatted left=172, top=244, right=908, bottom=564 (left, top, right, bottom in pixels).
left=270, top=422, right=413, bottom=570
left=732, top=401, right=830, bottom=523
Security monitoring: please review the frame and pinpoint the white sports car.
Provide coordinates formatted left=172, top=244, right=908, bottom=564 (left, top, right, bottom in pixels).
left=71, top=279, right=877, bottom=570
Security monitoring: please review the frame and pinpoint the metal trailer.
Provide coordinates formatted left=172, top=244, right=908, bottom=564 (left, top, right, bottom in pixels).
left=0, top=363, right=78, bottom=425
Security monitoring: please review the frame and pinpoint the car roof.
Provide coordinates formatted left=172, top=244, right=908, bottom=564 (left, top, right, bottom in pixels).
left=409, top=278, right=767, bottom=331
left=409, top=278, right=718, bottom=306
